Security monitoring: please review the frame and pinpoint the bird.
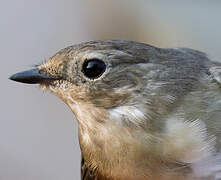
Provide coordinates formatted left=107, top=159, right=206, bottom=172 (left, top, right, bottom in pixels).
left=9, top=40, right=221, bottom=180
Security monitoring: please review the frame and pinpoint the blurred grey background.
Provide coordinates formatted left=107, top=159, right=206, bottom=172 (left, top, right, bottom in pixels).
left=1, top=0, right=221, bottom=179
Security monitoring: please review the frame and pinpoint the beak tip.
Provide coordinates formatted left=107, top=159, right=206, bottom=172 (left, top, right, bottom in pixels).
left=9, top=68, right=58, bottom=84
left=9, top=74, right=17, bottom=81
left=9, top=69, right=42, bottom=84
left=9, top=73, right=20, bottom=82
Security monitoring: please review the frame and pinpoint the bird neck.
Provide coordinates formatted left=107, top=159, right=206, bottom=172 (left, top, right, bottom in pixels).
left=69, top=101, right=189, bottom=179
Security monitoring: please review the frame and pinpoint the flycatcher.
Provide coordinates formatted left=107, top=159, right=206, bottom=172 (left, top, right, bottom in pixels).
left=10, top=40, right=221, bottom=180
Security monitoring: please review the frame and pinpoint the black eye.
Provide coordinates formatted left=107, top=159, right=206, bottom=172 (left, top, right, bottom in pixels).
left=82, top=59, right=106, bottom=79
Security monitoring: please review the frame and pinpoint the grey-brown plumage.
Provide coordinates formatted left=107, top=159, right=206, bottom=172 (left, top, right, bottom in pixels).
left=10, top=40, right=221, bottom=180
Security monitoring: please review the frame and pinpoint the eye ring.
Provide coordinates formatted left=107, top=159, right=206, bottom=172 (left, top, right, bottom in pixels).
left=81, top=59, right=106, bottom=79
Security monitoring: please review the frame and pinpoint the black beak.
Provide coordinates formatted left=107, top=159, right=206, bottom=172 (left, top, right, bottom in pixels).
left=9, top=68, right=58, bottom=84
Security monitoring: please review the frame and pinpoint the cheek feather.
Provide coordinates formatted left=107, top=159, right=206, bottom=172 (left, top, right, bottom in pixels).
left=108, top=105, right=147, bottom=127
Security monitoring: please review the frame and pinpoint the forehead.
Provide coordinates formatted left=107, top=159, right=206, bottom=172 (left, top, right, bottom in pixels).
left=40, top=40, right=156, bottom=77
left=43, top=44, right=112, bottom=71
left=50, top=40, right=155, bottom=59
left=39, top=42, right=118, bottom=79
left=51, top=41, right=124, bottom=59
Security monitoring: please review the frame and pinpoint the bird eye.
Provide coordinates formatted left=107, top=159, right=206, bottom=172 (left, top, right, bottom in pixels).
left=82, top=59, right=106, bottom=79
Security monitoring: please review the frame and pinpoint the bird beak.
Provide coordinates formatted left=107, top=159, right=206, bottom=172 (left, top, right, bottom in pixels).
left=9, top=68, right=58, bottom=84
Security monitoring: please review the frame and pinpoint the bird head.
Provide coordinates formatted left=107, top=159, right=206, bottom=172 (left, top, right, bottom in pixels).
left=10, top=40, right=208, bottom=177
left=10, top=41, right=170, bottom=128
